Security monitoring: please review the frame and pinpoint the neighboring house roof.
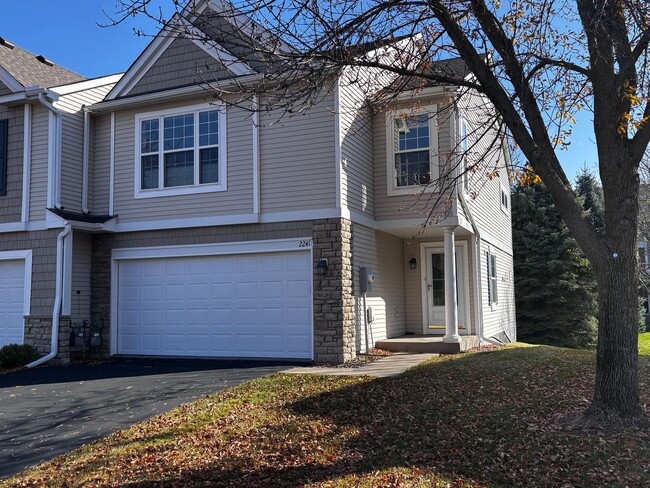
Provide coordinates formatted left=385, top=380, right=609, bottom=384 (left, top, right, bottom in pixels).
left=0, top=37, right=85, bottom=89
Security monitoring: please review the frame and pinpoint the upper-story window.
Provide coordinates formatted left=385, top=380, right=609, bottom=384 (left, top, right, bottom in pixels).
left=135, top=103, right=227, bottom=199
left=386, top=105, right=439, bottom=196
left=500, top=184, right=509, bottom=213
left=0, top=118, right=8, bottom=196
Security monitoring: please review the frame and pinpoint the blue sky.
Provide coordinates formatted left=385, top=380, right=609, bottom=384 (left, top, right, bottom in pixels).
left=0, top=1, right=598, bottom=182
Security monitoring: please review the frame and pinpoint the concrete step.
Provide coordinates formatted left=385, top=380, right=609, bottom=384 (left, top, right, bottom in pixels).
left=376, top=335, right=479, bottom=354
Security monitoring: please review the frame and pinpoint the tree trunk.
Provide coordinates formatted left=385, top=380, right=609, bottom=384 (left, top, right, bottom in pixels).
left=585, top=256, right=643, bottom=424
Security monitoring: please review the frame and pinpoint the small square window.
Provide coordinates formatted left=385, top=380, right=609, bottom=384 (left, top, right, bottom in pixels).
left=500, top=185, right=509, bottom=213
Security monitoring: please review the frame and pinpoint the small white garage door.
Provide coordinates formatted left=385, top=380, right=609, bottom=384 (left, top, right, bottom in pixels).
left=0, top=260, right=26, bottom=347
left=117, top=250, right=312, bottom=359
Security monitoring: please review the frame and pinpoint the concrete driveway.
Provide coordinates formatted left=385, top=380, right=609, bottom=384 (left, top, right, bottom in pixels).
left=0, top=358, right=295, bottom=479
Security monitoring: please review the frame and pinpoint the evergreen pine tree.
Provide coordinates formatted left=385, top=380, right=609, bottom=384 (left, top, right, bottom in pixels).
left=575, top=168, right=605, bottom=234
left=513, top=182, right=598, bottom=348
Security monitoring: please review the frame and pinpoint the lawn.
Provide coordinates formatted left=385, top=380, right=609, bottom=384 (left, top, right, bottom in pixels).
left=640, top=332, right=650, bottom=356
left=3, top=345, right=650, bottom=487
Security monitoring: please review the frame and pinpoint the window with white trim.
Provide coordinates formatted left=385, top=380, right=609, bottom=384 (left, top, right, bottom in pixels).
left=135, top=104, right=227, bottom=198
left=500, top=184, right=509, bottom=213
left=387, top=106, right=438, bottom=195
left=487, top=251, right=498, bottom=306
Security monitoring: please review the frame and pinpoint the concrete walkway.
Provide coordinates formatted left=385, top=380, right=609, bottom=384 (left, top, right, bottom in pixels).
left=284, top=353, right=437, bottom=378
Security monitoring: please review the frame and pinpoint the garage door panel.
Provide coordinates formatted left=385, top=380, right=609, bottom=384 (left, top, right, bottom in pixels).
left=0, top=260, right=27, bottom=347
left=117, top=250, right=312, bottom=359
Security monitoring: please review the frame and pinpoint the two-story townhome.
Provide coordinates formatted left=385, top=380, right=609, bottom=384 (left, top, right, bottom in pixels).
left=0, top=0, right=515, bottom=366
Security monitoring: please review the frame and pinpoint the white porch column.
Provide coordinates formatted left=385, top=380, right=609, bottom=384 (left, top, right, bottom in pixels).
left=443, top=227, right=461, bottom=343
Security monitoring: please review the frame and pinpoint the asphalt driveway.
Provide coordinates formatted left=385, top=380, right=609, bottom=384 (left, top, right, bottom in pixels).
left=0, top=358, right=296, bottom=480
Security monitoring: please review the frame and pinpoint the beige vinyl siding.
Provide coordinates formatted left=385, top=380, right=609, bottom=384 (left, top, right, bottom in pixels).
left=352, top=223, right=406, bottom=351
left=57, top=84, right=115, bottom=213
left=260, top=94, right=337, bottom=213
left=403, top=236, right=475, bottom=335
left=462, top=90, right=512, bottom=251
left=339, top=74, right=374, bottom=217
left=480, top=242, right=516, bottom=341
left=0, top=105, right=24, bottom=223
left=71, top=231, right=92, bottom=322
left=111, top=97, right=253, bottom=222
left=129, top=37, right=231, bottom=96
left=92, top=114, right=111, bottom=215
left=0, top=82, right=14, bottom=96
left=373, top=98, right=456, bottom=222
left=0, top=229, right=59, bottom=316
left=29, top=105, right=49, bottom=221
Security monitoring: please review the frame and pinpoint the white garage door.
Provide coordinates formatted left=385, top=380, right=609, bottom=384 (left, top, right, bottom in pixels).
left=117, top=250, right=312, bottom=359
left=0, top=260, right=26, bottom=347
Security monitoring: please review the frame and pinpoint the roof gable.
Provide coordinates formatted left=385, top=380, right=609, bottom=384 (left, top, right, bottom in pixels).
left=106, top=2, right=256, bottom=100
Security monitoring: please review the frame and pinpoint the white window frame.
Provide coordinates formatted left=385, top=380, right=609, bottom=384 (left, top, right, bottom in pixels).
left=134, top=102, right=227, bottom=199
left=500, top=183, right=509, bottom=214
left=386, top=104, right=439, bottom=196
left=487, top=250, right=498, bottom=309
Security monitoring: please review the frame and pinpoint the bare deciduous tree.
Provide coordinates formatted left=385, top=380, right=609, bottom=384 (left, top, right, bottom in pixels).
left=106, top=0, right=650, bottom=425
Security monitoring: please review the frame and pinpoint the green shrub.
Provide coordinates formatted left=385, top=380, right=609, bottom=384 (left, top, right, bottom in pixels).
left=0, top=343, right=41, bottom=368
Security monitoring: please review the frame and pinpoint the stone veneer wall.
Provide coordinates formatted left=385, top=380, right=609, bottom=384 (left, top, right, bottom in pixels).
left=90, top=219, right=355, bottom=363
left=24, top=316, right=72, bottom=365
left=312, top=218, right=355, bottom=363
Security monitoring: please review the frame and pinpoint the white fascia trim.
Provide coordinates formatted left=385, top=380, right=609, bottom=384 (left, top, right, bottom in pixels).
left=374, top=216, right=472, bottom=232
left=111, top=208, right=349, bottom=233
left=113, top=213, right=259, bottom=232
left=0, top=66, right=23, bottom=92
left=334, top=78, right=342, bottom=210
left=109, top=112, right=115, bottom=215
left=0, top=249, right=32, bottom=316
left=0, top=92, right=27, bottom=105
left=106, top=32, right=176, bottom=100
left=21, top=104, right=31, bottom=223
left=259, top=208, right=346, bottom=223
left=252, top=95, right=260, bottom=215
left=0, top=221, right=51, bottom=233
left=112, top=237, right=313, bottom=261
left=386, top=104, right=439, bottom=197
left=133, top=102, right=228, bottom=199
left=50, top=74, right=124, bottom=97
left=347, top=209, right=377, bottom=229
left=90, top=74, right=264, bottom=112
left=180, top=21, right=254, bottom=76
left=395, top=86, right=449, bottom=102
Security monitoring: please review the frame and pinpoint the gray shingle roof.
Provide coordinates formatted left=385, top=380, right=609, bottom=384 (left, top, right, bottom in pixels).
left=0, top=38, right=85, bottom=89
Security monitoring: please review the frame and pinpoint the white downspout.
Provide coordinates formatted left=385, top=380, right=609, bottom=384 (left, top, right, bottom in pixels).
left=82, top=107, right=90, bottom=214
left=21, top=103, right=31, bottom=223
left=38, top=92, right=62, bottom=209
left=27, top=224, right=72, bottom=368
left=252, top=95, right=260, bottom=219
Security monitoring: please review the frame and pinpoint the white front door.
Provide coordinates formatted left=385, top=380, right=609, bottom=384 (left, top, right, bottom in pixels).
left=424, top=244, right=468, bottom=335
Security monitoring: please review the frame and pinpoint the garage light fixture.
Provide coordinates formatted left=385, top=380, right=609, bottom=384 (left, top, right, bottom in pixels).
left=317, top=258, right=328, bottom=273
left=409, top=257, right=417, bottom=270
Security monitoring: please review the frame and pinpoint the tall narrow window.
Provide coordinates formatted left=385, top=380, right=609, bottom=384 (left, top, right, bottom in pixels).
left=0, top=119, right=7, bottom=196
left=487, top=252, right=498, bottom=305
left=394, top=114, right=431, bottom=187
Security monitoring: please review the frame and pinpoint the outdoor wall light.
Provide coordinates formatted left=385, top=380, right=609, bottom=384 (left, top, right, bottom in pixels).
left=317, top=258, right=329, bottom=273
left=409, top=257, right=417, bottom=270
